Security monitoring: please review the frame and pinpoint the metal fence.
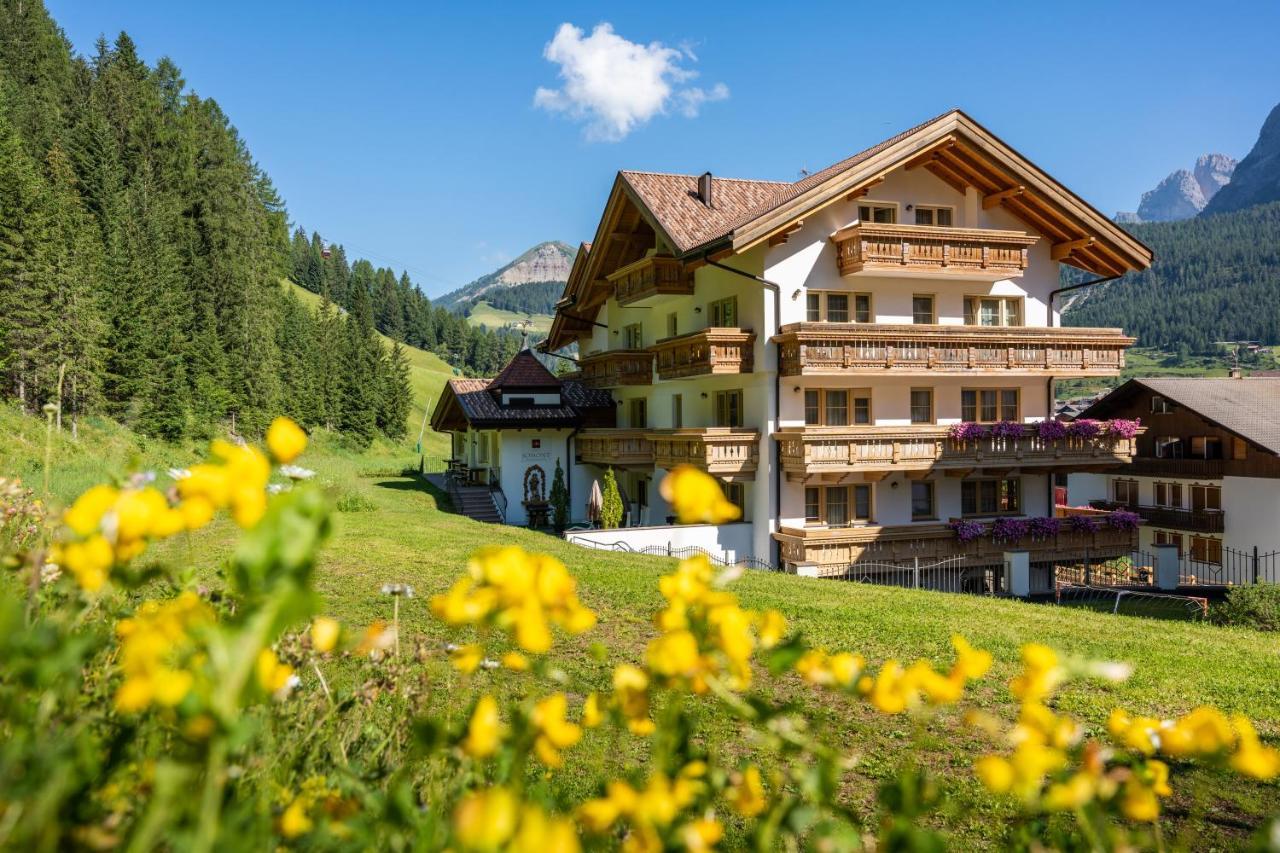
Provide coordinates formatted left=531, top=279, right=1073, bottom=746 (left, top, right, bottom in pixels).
left=1029, top=549, right=1158, bottom=592
left=1180, top=546, right=1280, bottom=587
left=566, top=537, right=779, bottom=572
left=831, top=555, right=1005, bottom=595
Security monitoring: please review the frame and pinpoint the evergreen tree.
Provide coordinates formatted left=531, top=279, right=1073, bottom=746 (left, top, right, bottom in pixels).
left=377, top=341, right=412, bottom=439
left=600, top=468, right=623, bottom=530
left=550, top=458, right=569, bottom=532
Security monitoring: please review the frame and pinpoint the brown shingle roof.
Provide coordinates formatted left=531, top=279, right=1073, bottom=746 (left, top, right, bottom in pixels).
left=1085, top=378, right=1280, bottom=455
left=489, top=349, right=562, bottom=389
left=620, top=172, right=789, bottom=254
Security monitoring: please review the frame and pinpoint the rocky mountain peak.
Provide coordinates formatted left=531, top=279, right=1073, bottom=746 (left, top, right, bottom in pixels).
left=1201, top=101, right=1280, bottom=217
left=1116, top=153, right=1237, bottom=223
left=496, top=241, right=575, bottom=286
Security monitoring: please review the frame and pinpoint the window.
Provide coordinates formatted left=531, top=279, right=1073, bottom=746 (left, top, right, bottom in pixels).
left=1150, top=395, right=1173, bottom=414
left=961, top=388, right=1019, bottom=423
left=1155, top=436, right=1183, bottom=458
left=804, top=388, right=871, bottom=426
left=961, top=478, right=1021, bottom=516
left=624, top=323, right=643, bottom=349
left=1190, top=536, right=1223, bottom=566
left=1232, top=437, right=1247, bottom=460
left=708, top=296, right=738, bottom=327
left=1155, top=530, right=1184, bottom=556
left=1190, top=436, right=1223, bottom=460
left=1191, top=484, right=1221, bottom=512
left=724, top=482, right=746, bottom=519
left=911, top=295, right=936, bottom=324
left=715, top=390, right=743, bottom=427
left=1113, top=478, right=1139, bottom=506
left=1153, top=482, right=1182, bottom=509
left=804, top=484, right=872, bottom=526
left=807, top=291, right=870, bottom=323
left=671, top=394, right=683, bottom=429
left=858, top=203, right=896, bottom=223
left=910, top=388, right=933, bottom=424
left=507, top=396, right=535, bottom=408
left=477, top=433, right=489, bottom=464
left=666, top=312, right=678, bottom=338
left=629, top=398, right=647, bottom=429
left=914, top=206, right=953, bottom=227
left=964, top=296, right=1022, bottom=327
left=911, top=481, right=935, bottom=519
left=637, top=478, right=648, bottom=509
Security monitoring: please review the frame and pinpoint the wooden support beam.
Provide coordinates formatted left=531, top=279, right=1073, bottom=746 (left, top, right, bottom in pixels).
left=845, top=177, right=885, bottom=201
left=904, top=469, right=933, bottom=481
left=1051, top=238, right=1095, bottom=260
left=861, top=471, right=889, bottom=483
left=768, top=220, right=805, bottom=247
left=923, top=161, right=970, bottom=194
left=983, top=185, right=1025, bottom=209
left=1002, top=196, right=1075, bottom=243
left=903, top=136, right=956, bottom=170
left=944, top=468, right=974, bottom=479
left=940, top=145, right=1009, bottom=192
left=933, top=151, right=1003, bottom=194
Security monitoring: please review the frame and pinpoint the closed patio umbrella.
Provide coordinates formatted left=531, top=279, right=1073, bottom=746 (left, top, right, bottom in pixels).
left=587, top=479, right=603, bottom=525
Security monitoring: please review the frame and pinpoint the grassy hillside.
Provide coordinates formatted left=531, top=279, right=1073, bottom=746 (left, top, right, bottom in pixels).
left=1056, top=344, right=1280, bottom=399
left=281, top=279, right=453, bottom=454
left=4, top=405, right=1278, bottom=847
left=465, top=300, right=553, bottom=334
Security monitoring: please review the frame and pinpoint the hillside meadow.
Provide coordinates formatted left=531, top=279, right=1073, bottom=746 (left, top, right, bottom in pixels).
left=2, top=402, right=1278, bottom=849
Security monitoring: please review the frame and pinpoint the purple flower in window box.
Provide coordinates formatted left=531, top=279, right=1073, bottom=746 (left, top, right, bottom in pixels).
left=948, top=422, right=989, bottom=442
left=1037, top=419, right=1069, bottom=441
left=1067, top=418, right=1102, bottom=439
left=990, top=420, right=1026, bottom=440
left=1027, top=516, right=1061, bottom=540
left=1106, top=418, right=1142, bottom=439
left=1106, top=509, right=1142, bottom=531
left=989, top=516, right=1030, bottom=543
left=1066, top=514, right=1101, bottom=534
left=948, top=519, right=986, bottom=543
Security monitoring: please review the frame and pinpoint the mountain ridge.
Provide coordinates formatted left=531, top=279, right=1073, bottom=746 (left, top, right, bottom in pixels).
left=437, top=241, right=574, bottom=309
left=1201, top=102, right=1280, bottom=216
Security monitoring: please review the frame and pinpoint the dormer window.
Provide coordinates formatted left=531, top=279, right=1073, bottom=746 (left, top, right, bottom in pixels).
left=507, top=396, right=535, bottom=408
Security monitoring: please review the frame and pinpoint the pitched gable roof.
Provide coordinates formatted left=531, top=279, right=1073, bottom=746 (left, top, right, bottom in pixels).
left=619, top=172, right=789, bottom=255
left=489, top=349, right=562, bottom=389
left=1082, top=378, right=1280, bottom=455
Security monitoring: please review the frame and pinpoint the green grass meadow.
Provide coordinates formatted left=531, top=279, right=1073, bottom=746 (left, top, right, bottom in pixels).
left=3, top=399, right=1278, bottom=847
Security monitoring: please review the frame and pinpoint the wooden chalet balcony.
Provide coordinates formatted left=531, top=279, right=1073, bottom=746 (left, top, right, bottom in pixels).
left=774, top=523, right=1136, bottom=575
left=609, top=256, right=692, bottom=306
left=575, top=429, right=654, bottom=467
left=576, top=349, right=653, bottom=389
left=832, top=222, right=1039, bottom=279
left=775, top=425, right=1138, bottom=479
left=1126, top=457, right=1226, bottom=478
left=1092, top=501, right=1226, bottom=533
left=773, top=323, right=1132, bottom=377
left=650, top=328, right=756, bottom=380
left=647, top=428, right=759, bottom=480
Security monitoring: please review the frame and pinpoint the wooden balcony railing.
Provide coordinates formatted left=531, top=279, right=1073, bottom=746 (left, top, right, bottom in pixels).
left=609, top=256, right=692, bottom=306
left=575, top=429, right=654, bottom=467
left=776, top=425, right=1137, bottom=477
left=576, top=349, right=653, bottom=389
left=774, top=523, right=1136, bottom=575
left=647, top=428, right=759, bottom=479
left=773, top=323, right=1132, bottom=377
left=1126, top=457, right=1226, bottom=478
left=650, top=328, right=756, bottom=380
left=1091, top=501, right=1226, bottom=533
left=831, top=222, right=1040, bottom=278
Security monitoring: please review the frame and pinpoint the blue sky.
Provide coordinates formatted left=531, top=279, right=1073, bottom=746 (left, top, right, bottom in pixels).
left=48, top=1, right=1280, bottom=298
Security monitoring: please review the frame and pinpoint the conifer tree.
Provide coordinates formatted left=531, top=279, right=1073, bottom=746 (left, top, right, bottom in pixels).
left=600, top=468, right=623, bottom=530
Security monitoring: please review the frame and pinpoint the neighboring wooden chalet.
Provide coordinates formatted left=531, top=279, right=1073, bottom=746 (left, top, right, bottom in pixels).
left=1069, top=376, right=1280, bottom=568
left=430, top=349, right=614, bottom=525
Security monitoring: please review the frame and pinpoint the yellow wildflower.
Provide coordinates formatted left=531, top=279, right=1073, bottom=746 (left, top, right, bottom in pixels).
left=60, top=534, right=113, bottom=591
left=1121, top=779, right=1160, bottom=822
left=951, top=634, right=992, bottom=680
left=974, top=755, right=1015, bottom=794
left=532, top=693, right=583, bottom=768
left=730, top=765, right=766, bottom=817
left=681, top=818, right=723, bottom=851
left=179, top=495, right=215, bottom=530
left=1042, top=772, right=1096, bottom=812
left=266, top=416, right=308, bottom=463
left=256, top=649, right=295, bottom=695
left=501, top=651, right=529, bottom=671
left=462, top=695, right=502, bottom=759
left=582, top=692, right=603, bottom=728
left=280, top=797, right=314, bottom=839
left=451, top=643, right=484, bottom=674
left=1010, top=643, right=1062, bottom=704
left=612, top=664, right=654, bottom=735
left=757, top=609, right=786, bottom=649
left=659, top=465, right=741, bottom=525
left=453, top=786, right=519, bottom=850
left=646, top=629, right=701, bottom=680
left=1231, top=714, right=1280, bottom=780
left=310, top=617, right=340, bottom=653
left=869, top=661, right=909, bottom=714
left=64, top=483, right=118, bottom=536
left=512, top=804, right=581, bottom=853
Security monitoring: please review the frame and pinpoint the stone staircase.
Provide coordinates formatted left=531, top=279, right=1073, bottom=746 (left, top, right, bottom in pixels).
left=452, top=484, right=504, bottom=524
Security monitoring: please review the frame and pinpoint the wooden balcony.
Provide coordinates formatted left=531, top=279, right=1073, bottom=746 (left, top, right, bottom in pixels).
left=1126, top=457, right=1226, bottom=478
left=575, top=429, right=654, bottom=467
left=647, top=428, right=759, bottom=480
left=650, top=328, right=756, bottom=380
left=774, top=522, right=1136, bottom=575
left=1092, top=501, right=1226, bottom=533
left=576, top=349, right=653, bottom=389
left=609, top=256, right=692, bottom=306
left=775, top=425, right=1138, bottom=479
left=773, top=323, right=1132, bottom=377
left=831, top=222, right=1039, bottom=279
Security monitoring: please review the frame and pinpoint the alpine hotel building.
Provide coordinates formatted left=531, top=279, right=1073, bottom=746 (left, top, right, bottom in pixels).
left=455, top=110, right=1155, bottom=574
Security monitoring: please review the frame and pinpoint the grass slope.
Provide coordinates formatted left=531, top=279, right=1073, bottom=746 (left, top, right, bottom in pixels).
left=465, top=300, right=553, bottom=334
left=280, top=279, right=453, bottom=454
left=4, top=404, right=1279, bottom=846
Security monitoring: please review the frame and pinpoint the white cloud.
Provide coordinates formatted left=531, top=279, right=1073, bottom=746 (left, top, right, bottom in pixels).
left=533, top=23, right=729, bottom=142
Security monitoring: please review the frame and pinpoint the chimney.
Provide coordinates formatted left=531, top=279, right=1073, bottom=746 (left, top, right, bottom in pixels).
left=697, top=171, right=713, bottom=208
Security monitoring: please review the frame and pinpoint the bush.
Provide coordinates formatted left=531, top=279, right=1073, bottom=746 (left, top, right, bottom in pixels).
left=1215, top=583, right=1280, bottom=632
